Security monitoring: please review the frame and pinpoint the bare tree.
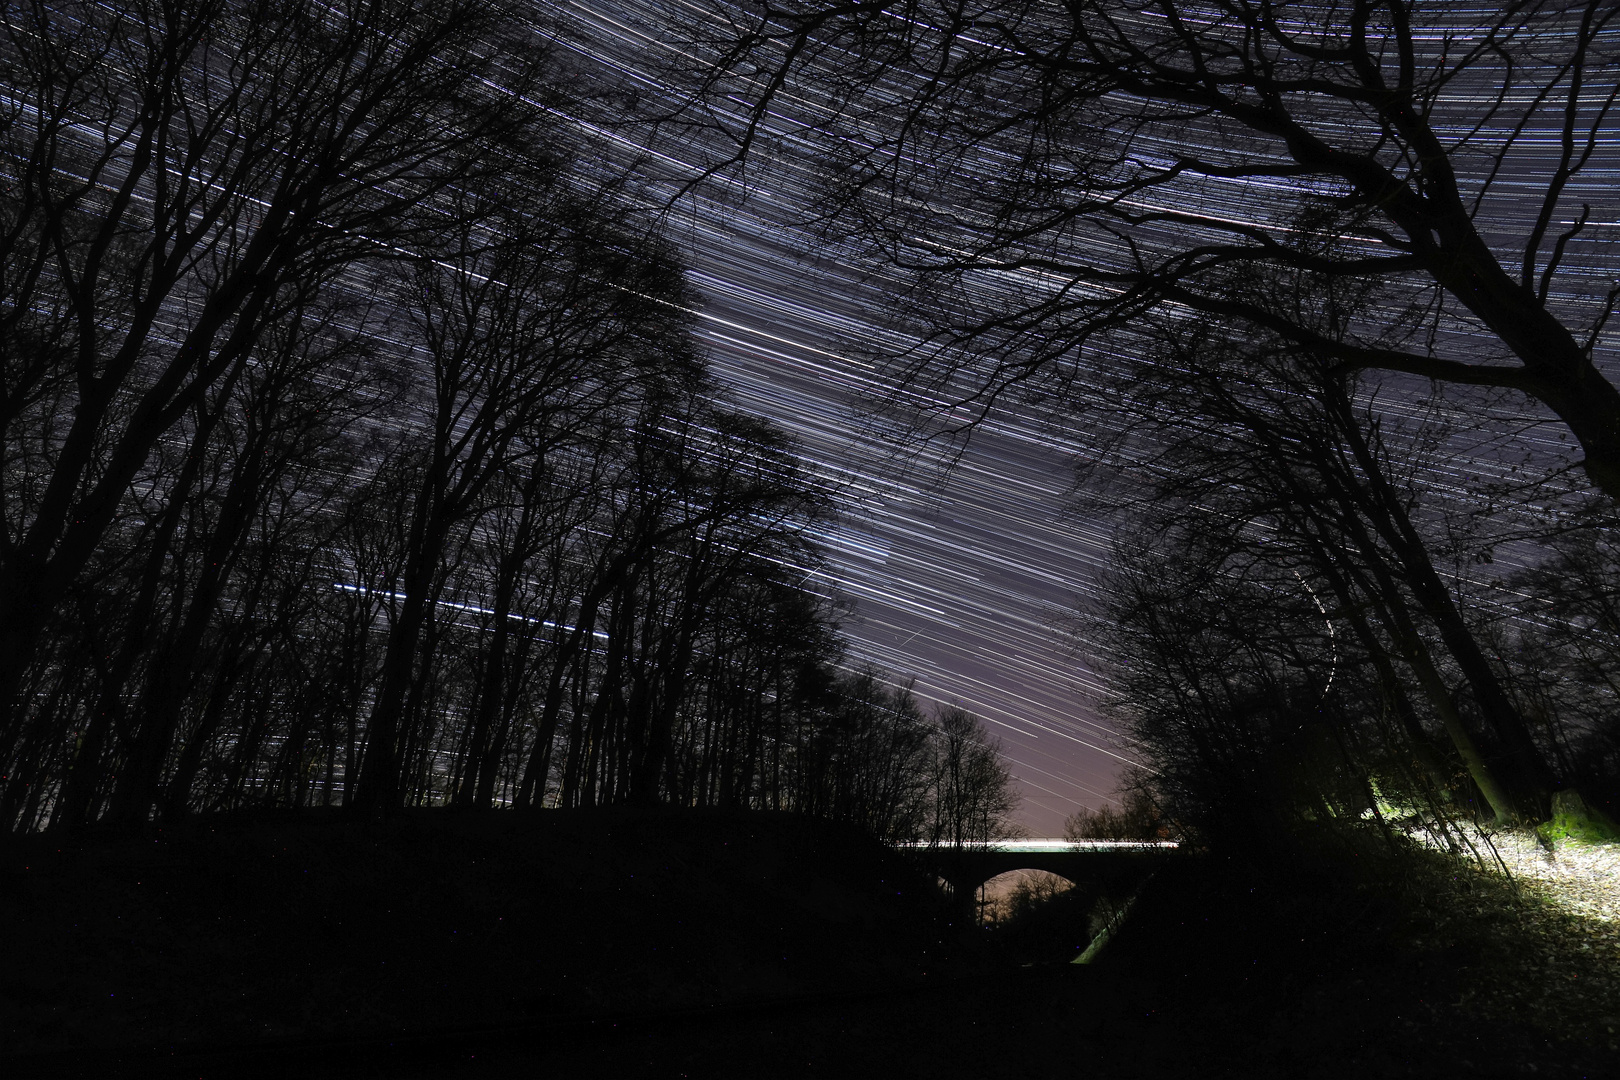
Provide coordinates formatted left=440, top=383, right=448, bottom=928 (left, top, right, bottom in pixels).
left=694, top=1, right=1620, bottom=495
left=927, top=705, right=1019, bottom=848
left=0, top=0, right=545, bottom=732
left=0, top=1, right=1022, bottom=839
left=1498, top=531, right=1620, bottom=794
left=349, top=197, right=701, bottom=812
left=1065, top=785, right=1167, bottom=841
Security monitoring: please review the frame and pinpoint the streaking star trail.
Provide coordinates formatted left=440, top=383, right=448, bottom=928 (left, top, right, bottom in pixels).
left=533, top=0, right=1620, bottom=834
left=535, top=0, right=1153, bottom=830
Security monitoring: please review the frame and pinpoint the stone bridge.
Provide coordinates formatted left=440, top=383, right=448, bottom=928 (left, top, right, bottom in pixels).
left=903, top=838, right=1179, bottom=910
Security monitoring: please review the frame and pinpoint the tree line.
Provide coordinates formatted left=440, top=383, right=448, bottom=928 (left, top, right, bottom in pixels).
left=0, top=0, right=1018, bottom=843
left=1078, top=296, right=1617, bottom=840
left=677, top=0, right=1620, bottom=839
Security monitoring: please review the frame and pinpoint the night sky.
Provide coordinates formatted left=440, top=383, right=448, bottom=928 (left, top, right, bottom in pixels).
left=540, top=0, right=1133, bottom=835
left=688, top=243, right=1131, bottom=835
left=533, top=1, right=1618, bottom=835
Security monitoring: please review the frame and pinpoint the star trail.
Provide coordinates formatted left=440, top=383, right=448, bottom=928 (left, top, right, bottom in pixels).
left=526, top=0, right=1154, bottom=831
left=528, top=0, right=1620, bottom=833
left=10, top=14, right=1620, bottom=1073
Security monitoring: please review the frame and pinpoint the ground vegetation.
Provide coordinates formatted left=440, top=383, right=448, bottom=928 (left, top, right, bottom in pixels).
left=6, top=808, right=1618, bottom=1078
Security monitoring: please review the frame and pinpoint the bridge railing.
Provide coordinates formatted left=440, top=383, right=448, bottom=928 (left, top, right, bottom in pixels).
left=896, top=838, right=1179, bottom=853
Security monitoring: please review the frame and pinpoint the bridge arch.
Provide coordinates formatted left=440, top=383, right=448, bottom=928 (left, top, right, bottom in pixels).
left=902, top=838, right=1179, bottom=918
left=975, top=868, right=1078, bottom=921
left=943, top=853, right=1096, bottom=897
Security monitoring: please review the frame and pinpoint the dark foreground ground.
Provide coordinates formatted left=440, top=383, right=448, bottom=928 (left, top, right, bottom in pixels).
left=2, top=808, right=1617, bottom=1078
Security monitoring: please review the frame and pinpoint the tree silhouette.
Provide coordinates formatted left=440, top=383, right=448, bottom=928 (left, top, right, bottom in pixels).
left=0, top=1, right=955, bottom=834
left=927, top=705, right=1019, bottom=848
left=694, top=0, right=1620, bottom=495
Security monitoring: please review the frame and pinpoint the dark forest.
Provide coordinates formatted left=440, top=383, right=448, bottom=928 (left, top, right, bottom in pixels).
left=0, top=1, right=1015, bottom=843
left=4, top=2, right=1620, bottom=1077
